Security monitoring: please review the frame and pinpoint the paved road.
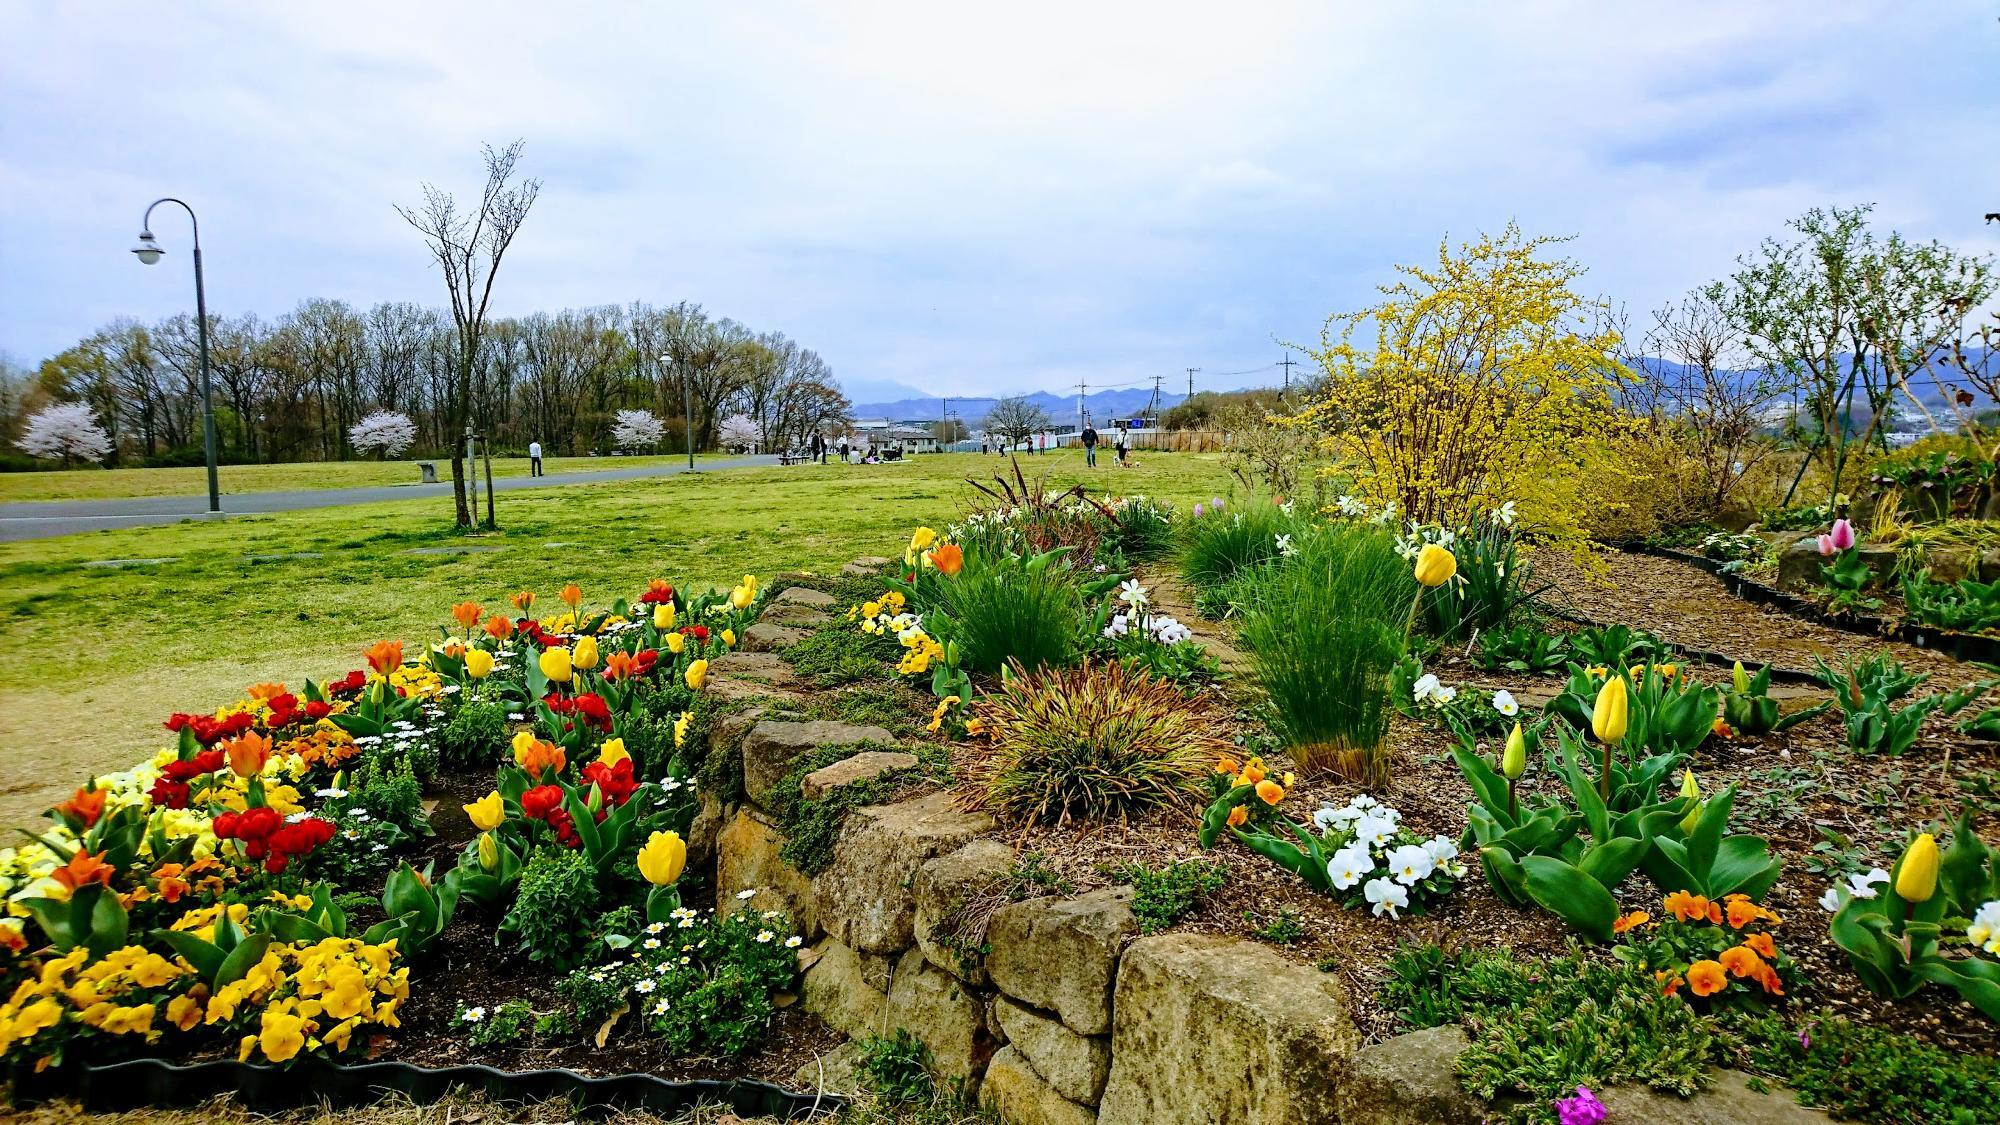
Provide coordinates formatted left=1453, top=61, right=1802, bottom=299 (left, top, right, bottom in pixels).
left=0, top=455, right=781, bottom=542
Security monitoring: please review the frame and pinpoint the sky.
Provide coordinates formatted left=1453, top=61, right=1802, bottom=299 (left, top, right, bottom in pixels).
left=2, top=1, right=1997, bottom=401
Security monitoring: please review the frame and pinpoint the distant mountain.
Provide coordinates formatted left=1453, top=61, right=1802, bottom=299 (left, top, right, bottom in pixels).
left=1629, top=347, right=1998, bottom=419
left=833, top=376, right=936, bottom=406
left=855, top=388, right=1188, bottom=426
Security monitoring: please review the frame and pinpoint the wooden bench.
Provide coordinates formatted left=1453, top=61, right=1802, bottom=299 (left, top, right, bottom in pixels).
left=778, top=450, right=808, bottom=465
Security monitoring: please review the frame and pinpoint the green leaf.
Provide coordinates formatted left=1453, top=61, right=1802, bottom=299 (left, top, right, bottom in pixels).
left=1577, top=836, right=1648, bottom=890
left=151, top=929, right=228, bottom=983
left=214, top=933, right=274, bottom=988
left=1520, top=855, right=1621, bottom=942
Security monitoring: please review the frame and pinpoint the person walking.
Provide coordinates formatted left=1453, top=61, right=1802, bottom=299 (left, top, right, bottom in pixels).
left=1081, top=422, right=1099, bottom=467
left=528, top=439, right=543, bottom=477
left=811, top=432, right=825, bottom=464
left=1115, top=427, right=1129, bottom=467
left=839, top=438, right=850, bottom=463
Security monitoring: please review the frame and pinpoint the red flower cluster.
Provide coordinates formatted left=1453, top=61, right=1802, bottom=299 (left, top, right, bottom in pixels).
left=264, top=693, right=302, bottom=728
left=520, top=784, right=584, bottom=848
left=303, top=699, right=332, bottom=721
left=639, top=581, right=675, bottom=605
left=147, top=749, right=226, bottom=809
left=327, top=670, right=369, bottom=698
left=680, top=625, right=710, bottom=643
left=213, top=808, right=335, bottom=873
left=580, top=757, right=638, bottom=807
left=515, top=620, right=566, bottom=650
left=545, top=691, right=613, bottom=733
left=164, top=711, right=255, bottom=746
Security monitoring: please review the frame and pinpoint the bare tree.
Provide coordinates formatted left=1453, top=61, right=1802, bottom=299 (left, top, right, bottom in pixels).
left=397, top=140, right=540, bottom=527
left=982, top=395, right=1051, bottom=450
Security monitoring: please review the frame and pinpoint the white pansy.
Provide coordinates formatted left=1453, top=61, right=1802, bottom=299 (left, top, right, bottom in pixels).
left=1423, top=836, right=1460, bottom=865
left=1364, top=877, right=1410, bottom=919
left=1491, top=690, right=1519, bottom=717
left=1412, top=674, right=1443, bottom=702
left=1387, top=844, right=1436, bottom=885
left=1327, top=847, right=1374, bottom=890
left=1354, top=814, right=1398, bottom=848
left=1848, top=868, right=1890, bottom=900
left=1968, top=901, right=2000, bottom=954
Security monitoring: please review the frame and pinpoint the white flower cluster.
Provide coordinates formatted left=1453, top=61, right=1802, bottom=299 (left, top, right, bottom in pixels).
left=1313, top=794, right=1464, bottom=919
left=1104, top=611, right=1193, bottom=646
left=1970, top=901, right=2000, bottom=955
left=1818, top=867, right=1890, bottom=912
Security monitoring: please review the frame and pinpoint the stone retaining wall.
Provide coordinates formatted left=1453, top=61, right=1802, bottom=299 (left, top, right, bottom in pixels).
left=708, top=583, right=1832, bottom=1125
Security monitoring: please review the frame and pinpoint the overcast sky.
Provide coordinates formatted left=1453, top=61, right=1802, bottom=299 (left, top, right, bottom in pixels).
left=3, top=2, right=1996, bottom=400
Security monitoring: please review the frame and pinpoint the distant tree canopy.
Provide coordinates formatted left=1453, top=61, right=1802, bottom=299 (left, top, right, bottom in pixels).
left=982, top=396, right=1052, bottom=447
left=1160, top=388, right=1295, bottom=431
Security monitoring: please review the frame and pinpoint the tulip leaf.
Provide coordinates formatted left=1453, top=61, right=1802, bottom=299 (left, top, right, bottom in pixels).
left=151, top=928, right=228, bottom=982
left=1520, top=854, right=1619, bottom=943
left=214, top=933, right=274, bottom=989
left=1913, top=955, right=2000, bottom=1021
left=1577, top=836, right=1648, bottom=890
left=1708, top=835, right=1783, bottom=901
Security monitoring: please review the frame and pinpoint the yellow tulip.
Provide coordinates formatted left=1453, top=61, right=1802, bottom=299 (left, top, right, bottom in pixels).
left=1678, top=769, right=1702, bottom=834
left=1732, top=660, right=1751, bottom=695
left=654, top=602, right=676, bottom=630
left=685, top=658, right=709, bottom=691
left=463, top=791, right=505, bottom=832
left=1412, top=543, right=1457, bottom=587
left=464, top=649, right=494, bottom=679
left=741, top=574, right=758, bottom=592
left=1591, top=674, right=1628, bottom=743
left=730, top=585, right=753, bottom=610
left=722, top=629, right=737, bottom=648
left=572, top=636, right=600, bottom=671
left=637, top=830, right=687, bottom=887
left=664, top=631, right=685, bottom=654
left=477, top=831, right=500, bottom=873
left=910, top=526, right=937, bottom=552
left=674, top=710, right=692, bottom=748
left=1501, top=723, right=1526, bottom=780
left=597, top=738, right=630, bottom=769
left=512, top=730, right=538, bottom=759
left=540, top=646, right=574, bottom=683
left=1895, top=832, right=1939, bottom=903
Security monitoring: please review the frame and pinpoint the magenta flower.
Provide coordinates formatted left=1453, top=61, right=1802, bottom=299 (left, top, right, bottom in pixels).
left=1817, top=534, right=1836, bottom=556
left=1555, top=1085, right=1607, bottom=1125
left=1192, top=503, right=1205, bottom=518
left=1212, top=497, right=1225, bottom=511
left=1830, top=518, right=1856, bottom=551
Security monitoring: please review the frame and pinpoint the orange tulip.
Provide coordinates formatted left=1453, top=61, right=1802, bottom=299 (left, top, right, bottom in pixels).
left=560, top=583, right=583, bottom=609
left=246, top=682, right=288, bottom=702
left=57, top=786, right=107, bottom=829
left=485, top=614, right=514, bottom=641
left=931, top=543, right=964, bottom=576
left=452, top=601, right=483, bottom=629
left=1686, top=959, right=1728, bottom=997
left=511, top=590, right=536, bottom=612
left=646, top=578, right=672, bottom=598
left=603, top=650, right=640, bottom=681
left=363, top=640, right=404, bottom=676
left=514, top=735, right=566, bottom=778
left=225, top=730, right=272, bottom=779
left=52, top=850, right=115, bottom=894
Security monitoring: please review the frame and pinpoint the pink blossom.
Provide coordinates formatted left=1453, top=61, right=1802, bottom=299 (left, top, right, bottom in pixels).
left=1817, top=534, right=1835, bottom=556
left=1192, top=503, right=1205, bottom=518
left=1830, top=518, right=1856, bottom=551
left=1555, top=1085, right=1607, bottom=1125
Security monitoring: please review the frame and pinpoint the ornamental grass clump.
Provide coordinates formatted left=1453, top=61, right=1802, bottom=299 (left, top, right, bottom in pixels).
left=1239, top=523, right=1412, bottom=781
left=927, top=546, right=1087, bottom=673
left=1176, top=498, right=1298, bottom=593
left=959, top=660, right=1229, bottom=825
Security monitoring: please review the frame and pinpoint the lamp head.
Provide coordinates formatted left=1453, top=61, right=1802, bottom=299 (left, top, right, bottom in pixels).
left=131, top=231, right=164, bottom=265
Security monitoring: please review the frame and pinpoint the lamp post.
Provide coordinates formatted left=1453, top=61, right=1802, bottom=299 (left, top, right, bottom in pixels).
left=662, top=353, right=694, bottom=470
left=132, top=199, right=219, bottom=513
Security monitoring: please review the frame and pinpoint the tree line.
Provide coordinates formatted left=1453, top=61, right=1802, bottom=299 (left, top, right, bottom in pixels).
left=1, top=297, right=853, bottom=468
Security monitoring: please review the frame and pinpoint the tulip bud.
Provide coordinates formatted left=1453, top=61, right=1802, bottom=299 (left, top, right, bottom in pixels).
left=1895, top=832, right=1940, bottom=903
left=539, top=646, right=574, bottom=684
left=1731, top=660, right=1750, bottom=695
left=1500, top=723, right=1527, bottom=780
left=477, top=831, right=500, bottom=873
left=654, top=602, right=676, bottom=630
left=572, top=636, right=600, bottom=671
left=1413, top=543, right=1457, bottom=587
left=465, top=649, right=495, bottom=679
left=1591, top=674, right=1629, bottom=744
left=1830, top=518, right=1856, bottom=552
left=1678, top=769, right=1702, bottom=834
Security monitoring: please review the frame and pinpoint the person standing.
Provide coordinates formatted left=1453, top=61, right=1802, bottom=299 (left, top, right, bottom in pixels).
left=811, top=432, right=825, bottom=464
left=528, top=439, right=543, bottom=477
left=1037, top=432, right=1046, bottom=456
left=1081, top=422, right=1099, bottom=467
left=839, top=438, right=850, bottom=463
left=1115, top=427, right=1129, bottom=467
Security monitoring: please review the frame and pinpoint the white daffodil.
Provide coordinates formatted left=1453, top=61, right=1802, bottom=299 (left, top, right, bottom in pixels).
left=1118, top=580, right=1149, bottom=608
left=1365, top=877, right=1410, bottom=919
left=1275, top=533, right=1296, bottom=557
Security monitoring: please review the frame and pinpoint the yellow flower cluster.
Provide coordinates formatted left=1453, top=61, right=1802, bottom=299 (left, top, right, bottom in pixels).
left=219, top=938, right=408, bottom=1062
left=899, top=629, right=944, bottom=676
left=0, top=947, right=185, bottom=1057
left=388, top=663, right=444, bottom=701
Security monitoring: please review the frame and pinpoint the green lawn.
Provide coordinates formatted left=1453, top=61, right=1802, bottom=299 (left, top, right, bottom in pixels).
left=0, top=454, right=738, bottom=502
left=0, top=450, right=1236, bottom=827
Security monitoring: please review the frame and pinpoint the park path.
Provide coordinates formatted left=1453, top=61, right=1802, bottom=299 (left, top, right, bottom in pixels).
left=0, top=455, right=779, bottom=542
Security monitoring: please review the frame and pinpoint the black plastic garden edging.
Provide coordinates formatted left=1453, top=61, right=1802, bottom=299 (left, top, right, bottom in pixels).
left=1625, top=543, right=2000, bottom=667
left=5, top=1056, right=844, bottom=1120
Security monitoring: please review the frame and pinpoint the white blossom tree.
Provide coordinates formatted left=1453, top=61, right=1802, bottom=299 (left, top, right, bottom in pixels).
left=717, top=413, right=760, bottom=452
left=17, top=403, right=111, bottom=467
left=348, top=410, right=419, bottom=459
left=612, top=408, right=666, bottom=451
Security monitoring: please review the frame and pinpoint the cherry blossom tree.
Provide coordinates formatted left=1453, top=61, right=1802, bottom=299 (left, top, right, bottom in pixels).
left=718, top=413, right=759, bottom=452
left=16, top=403, right=111, bottom=467
left=612, top=408, right=665, bottom=451
left=348, top=410, right=419, bottom=459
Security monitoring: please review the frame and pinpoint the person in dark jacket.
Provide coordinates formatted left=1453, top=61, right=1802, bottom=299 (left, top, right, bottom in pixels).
left=1081, top=423, right=1099, bottom=467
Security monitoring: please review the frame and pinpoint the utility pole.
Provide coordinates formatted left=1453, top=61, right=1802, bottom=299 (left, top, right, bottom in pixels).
left=1145, top=372, right=1164, bottom=428
left=1279, top=353, right=1298, bottom=393
left=1186, top=367, right=1200, bottom=401
left=1077, top=378, right=1087, bottom=432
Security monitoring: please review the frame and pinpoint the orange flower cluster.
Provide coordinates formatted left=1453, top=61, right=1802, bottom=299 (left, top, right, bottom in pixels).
left=1647, top=892, right=1786, bottom=1000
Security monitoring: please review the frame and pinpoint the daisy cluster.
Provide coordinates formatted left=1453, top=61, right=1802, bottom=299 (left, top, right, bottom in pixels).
left=1312, top=795, right=1465, bottom=918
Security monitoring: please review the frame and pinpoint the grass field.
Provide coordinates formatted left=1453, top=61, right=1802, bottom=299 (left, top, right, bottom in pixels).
left=0, top=454, right=737, bottom=503
left=0, top=450, right=1236, bottom=827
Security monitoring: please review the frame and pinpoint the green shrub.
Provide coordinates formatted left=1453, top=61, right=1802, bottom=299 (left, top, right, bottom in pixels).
left=1246, top=907, right=1305, bottom=945
left=1740, top=1013, right=2000, bottom=1124
left=436, top=700, right=507, bottom=769
left=1418, top=517, right=1546, bottom=640
left=1473, top=624, right=1570, bottom=674
left=857, top=1028, right=938, bottom=1102
left=459, top=998, right=535, bottom=1048
left=785, top=623, right=900, bottom=685
left=1901, top=570, right=2000, bottom=633
left=1176, top=501, right=1297, bottom=592
left=929, top=547, right=1087, bottom=673
left=1381, top=944, right=1718, bottom=1123
left=1109, top=495, right=1177, bottom=561
left=1116, top=859, right=1226, bottom=934
left=1238, top=523, right=1411, bottom=781
left=964, top=661, right=1228, bottom=825
left=503, top=848, right=600, bottom=970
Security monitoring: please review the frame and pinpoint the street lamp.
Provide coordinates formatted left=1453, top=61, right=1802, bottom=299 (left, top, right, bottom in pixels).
left=132, top=198, right=220, bottom=513
left=661, top=353, right=694, bottom=470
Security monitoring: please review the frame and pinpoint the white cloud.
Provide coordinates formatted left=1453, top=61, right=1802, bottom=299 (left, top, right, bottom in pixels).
left=2, top=1, right=1996, bottom=397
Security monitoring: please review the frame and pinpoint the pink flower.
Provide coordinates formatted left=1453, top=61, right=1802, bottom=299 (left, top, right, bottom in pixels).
left=1555, top=1085, right=1607, bottom=1125
left=1192, top=503, right=1205, bottom=518
left=1817, top=534, right=1835, bottom=556
left=1830, top=518, right=1856, bottom=551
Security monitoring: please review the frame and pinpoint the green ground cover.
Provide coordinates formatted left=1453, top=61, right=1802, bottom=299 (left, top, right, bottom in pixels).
left=0, top=454, right=737, bottom=502
left=0, top=450, right=1234, bottom=826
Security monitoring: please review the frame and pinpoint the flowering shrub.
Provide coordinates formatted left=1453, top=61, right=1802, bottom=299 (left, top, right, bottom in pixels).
left=1613, top=892, right=1793, bottom=1007
left=1096, top=579, right=1219, bottom=683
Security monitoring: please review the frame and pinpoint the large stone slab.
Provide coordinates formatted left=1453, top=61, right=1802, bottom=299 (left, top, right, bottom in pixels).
left=995, top=996, right=1111, bottom=1105
left=740, top=720, right=895, bottom=808
left=815, top=791, right=996, bottom=955
left=741, top=621, right=814, bottom=653
left=842, top=556, right=894, bottom=576
left=986, top=888, right=1137, bottom=1036
left=914, top=838, right=1017, bottom=985
left=1597, top=1069, right=1833, bottom=1123
left=979, top=1047, right=1099, bottom=1125
left=886, top=947, right=994, bottom=1097
left=761, top=601, right=834, bottom=625
left=801, top=938, right=887, bottom=1040
left=1097, top=932, right=1358, bottom=1125
left=709, top=650, right=802, bottom=687
left=803, top=750, right=920, bottom=801
left=1776, top=537, right=1895, bottom=592
left=1339, top=1025, right=1484, bottom=1124
left=714, top=807, right=819, bottom=937
left=775, top=586, right=838, bottom=608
